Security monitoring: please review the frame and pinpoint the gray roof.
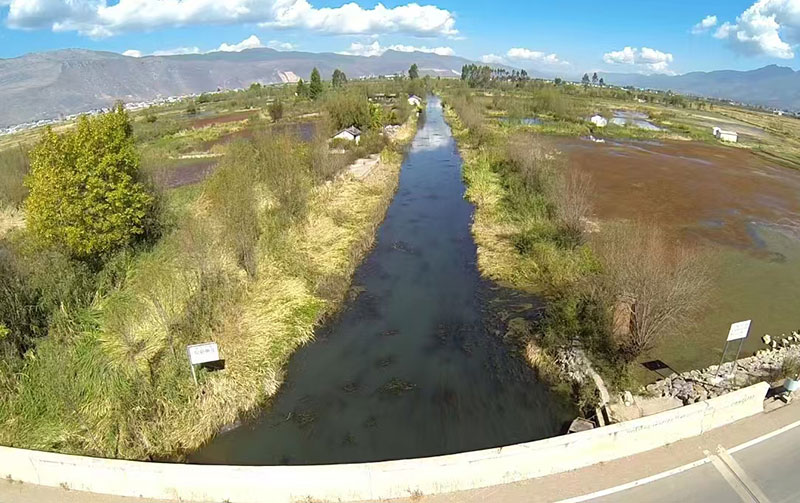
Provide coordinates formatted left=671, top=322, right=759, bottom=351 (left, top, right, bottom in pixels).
left=339, top=126, right=362, bottom=136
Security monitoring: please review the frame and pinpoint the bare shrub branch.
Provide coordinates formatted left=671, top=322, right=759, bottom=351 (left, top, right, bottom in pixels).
left=591, top=222, right=712, bottom=363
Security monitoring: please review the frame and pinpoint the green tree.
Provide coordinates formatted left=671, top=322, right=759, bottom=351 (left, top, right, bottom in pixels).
left=296, top=79, right=309, bottom=98
left=369, top=103, right=385, bottom=130
left=332, top=68, right=348, bottom=88
left=582, top=73, right=590, bottom=85
left=309, top=67, right=323, bottom=99
left=325, top=91, right=371, bottom=131
left=592, top=72, right=599, bottom=85
left=268, top=99, right=284, bottom=121
left=554, top=77, right=563, bottom=85
left=599, top=77, right=605, bottom=86
left=408, top=63, right=419, bottom=80
left=25, top=104, right=155, bottom=261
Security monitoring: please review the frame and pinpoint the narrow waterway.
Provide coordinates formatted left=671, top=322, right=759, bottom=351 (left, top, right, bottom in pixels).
left=190, top=96, right=573, bottom=465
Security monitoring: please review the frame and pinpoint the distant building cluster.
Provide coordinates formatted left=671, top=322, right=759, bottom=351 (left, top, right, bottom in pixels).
left=0, top=92, right=204, bottom=137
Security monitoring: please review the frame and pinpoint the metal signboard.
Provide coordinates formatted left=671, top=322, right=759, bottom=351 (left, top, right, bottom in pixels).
left=726, top=320, right=752, bottom=342
left=187, top=342, right=220, bottom=384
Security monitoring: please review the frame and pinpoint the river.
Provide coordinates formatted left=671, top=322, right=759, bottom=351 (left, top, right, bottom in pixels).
left=189, top=96, right=574, bottom=465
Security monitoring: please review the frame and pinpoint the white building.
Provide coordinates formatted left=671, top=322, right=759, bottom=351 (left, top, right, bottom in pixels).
left=589, top=114, right=608, bottom=127
left=333, top=126, right=362, bottom=144
left=712, top=126, right=738, bottom=143
left=408, top=95, right=422, bottom=107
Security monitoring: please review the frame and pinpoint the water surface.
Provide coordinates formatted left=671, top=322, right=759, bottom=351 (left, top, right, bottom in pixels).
left=190, top=96, right=573, bottom=465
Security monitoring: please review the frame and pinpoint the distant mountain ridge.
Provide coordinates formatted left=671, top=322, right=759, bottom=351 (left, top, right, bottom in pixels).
left=598, top=65, right=800, bottom=111
left=0, top=48, right=487, bottom=128
left=2, top=47, right=799, bottom=129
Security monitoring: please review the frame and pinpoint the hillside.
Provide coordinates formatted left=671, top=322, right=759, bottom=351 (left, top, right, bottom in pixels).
left=0, top=48, right=477, bottom=128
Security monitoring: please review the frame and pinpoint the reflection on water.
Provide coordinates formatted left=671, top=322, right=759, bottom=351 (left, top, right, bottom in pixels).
left=499, top=117, right=543, bottom=126
left=189, top=96, right=573, bottom=466
left=610, top=110, right=661, bottom=131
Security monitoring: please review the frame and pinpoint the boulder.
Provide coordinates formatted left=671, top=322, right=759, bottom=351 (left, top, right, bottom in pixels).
left=763, top=334, right=772, bottom=345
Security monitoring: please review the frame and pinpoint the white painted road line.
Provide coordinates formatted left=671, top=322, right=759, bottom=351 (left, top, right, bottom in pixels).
left=554, top=458, right=711, bottom=503
left=707, top=449, right=757, bottom=502
left=715, top=445, right=771, bottom=503
left=558, top=418, right=800, bottom=503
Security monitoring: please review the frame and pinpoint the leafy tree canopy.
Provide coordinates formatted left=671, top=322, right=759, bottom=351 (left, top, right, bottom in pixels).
left=408, top=63, right=419, bottom=80
left=332, top=68, right=348, bottom=88
left=25, top=104, right=155, bottom=261
left=309, top=68, right=323, bottom=99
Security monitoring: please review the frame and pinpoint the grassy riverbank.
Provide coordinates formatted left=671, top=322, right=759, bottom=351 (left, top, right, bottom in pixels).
left=442, top=84, right=712, bottom=401
left=0, top=81, right=420, bottom=459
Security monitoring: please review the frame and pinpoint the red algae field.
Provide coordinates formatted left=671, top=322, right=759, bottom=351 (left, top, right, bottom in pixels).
left=559, top=138, right=800, bottom=376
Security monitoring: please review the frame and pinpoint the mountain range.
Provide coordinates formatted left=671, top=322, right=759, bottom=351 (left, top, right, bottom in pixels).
left=599, top=65, right=800, bottom=111
left=1, top=47, right=800, bottom=129
left=0, top=48, right=479, bottom=128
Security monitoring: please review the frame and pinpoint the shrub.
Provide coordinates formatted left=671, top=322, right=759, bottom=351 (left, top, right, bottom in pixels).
left=25, top=104, right=156, bottom=262
left=0, top=146, right=29, bottom=208
left=590, top=223, right=712, bottom=364
left=325, top=91, right=371, bottom=131
left=268, top=99, right=284, bottom=122
left=0, top=246, right=48, bottom=358
left=782, top=356, right=800, bottom=380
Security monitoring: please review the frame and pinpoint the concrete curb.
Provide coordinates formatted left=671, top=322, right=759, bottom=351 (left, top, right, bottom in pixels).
left=0, top=382, right=769, bottom=503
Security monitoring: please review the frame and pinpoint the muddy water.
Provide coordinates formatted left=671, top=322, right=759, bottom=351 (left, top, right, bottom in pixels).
left=559, top=137, right=800, bottom=374
left=190, top=96, right=574, bottom=465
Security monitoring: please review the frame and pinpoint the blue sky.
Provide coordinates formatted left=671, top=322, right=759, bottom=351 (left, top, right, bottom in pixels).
left=1, top=0, right=799, bottom=75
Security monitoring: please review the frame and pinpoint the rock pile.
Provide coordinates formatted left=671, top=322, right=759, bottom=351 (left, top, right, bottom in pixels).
left=641, top=332, right=800, bottom=405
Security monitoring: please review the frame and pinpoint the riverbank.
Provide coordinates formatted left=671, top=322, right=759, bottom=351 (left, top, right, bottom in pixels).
left=441, top=98, right=604, bottom=409
left=190, top=96, right=573, bottom=465
left=0, top=114, right=418, bottom=461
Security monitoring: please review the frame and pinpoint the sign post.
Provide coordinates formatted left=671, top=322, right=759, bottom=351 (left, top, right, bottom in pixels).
left=186, top=342, right=220, bottom=385
left=716, top=320, right=751, bottom=378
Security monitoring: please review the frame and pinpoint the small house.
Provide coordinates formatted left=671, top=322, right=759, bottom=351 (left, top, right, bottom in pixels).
left=333, top=126, right=362, bottom=145
left=408, top=94, right=422, bottom=107
left=712, top=126, right=738, bottom=143
left=589, top=114, right=608, bottom=127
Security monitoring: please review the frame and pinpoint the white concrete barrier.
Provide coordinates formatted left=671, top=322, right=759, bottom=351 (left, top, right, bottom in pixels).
left=0, top=382, right=769, bottom=502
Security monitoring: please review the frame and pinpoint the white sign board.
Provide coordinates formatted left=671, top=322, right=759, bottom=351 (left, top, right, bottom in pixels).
left=187, top=342, right=220, bottom=365
left=727, top=320, right=751, bottom=342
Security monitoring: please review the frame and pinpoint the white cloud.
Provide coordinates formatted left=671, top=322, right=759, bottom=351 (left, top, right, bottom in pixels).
left=339, top=40, right=454, bottom=57
left=603, top=46, right=674, bottom=73
left=480, top=54, right=506, bottom=64
left=122, top=35, right=261, bottom=58
left=712, top=0, right=799, bottom=59
left=266, top=39, right=296, bottom=50
left=216, top=34, right=263, bottom=52
left=153, top=46, right=201, bottom=56
left=692, top=14, right=718, bottom=34
left=506, top=47, right=568, bottom=65
left=5, top=0, right=458, bottom=38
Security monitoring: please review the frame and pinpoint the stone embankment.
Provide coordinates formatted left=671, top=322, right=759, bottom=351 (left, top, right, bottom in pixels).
left=640, top=330, right=800, bottom=405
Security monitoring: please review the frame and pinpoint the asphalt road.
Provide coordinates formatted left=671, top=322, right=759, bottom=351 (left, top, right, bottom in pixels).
left=588, top=423, right=800, bottom=503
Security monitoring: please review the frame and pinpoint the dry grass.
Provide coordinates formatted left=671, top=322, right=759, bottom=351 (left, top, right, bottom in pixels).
left=0, top=114, right=416, bottom=459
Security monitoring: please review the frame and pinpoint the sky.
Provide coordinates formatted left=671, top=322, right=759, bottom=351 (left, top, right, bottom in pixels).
left=1, top=0, right=799, bottom=75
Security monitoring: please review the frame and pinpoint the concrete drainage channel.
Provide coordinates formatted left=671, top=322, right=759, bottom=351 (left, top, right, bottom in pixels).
left=0, top=383, right=769, bottom=503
